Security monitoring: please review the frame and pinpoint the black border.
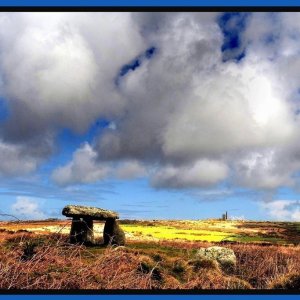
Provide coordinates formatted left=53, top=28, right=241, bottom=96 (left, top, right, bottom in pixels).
left=0, top=6, right=299, bottom=295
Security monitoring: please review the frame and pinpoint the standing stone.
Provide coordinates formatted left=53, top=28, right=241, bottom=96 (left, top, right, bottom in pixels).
left=70, top=217, right=94, bottom=245
left=103, top=218, right=126, bottom=246
left=70, top=217, right=82, bottom=243
left=83, top=218, right=94, bottom=244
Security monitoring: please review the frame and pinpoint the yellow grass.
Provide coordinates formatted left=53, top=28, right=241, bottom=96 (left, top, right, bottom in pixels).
left=122, top=224, right=232, bottom=242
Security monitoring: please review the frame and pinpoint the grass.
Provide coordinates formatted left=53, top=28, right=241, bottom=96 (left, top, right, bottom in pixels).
left=0, top=232, right=299, bottom=290
left=0, top=219, right=299, bottom=290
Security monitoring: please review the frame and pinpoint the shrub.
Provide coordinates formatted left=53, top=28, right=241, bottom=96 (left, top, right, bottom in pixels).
left=21, top=241, right=38, bottom=261
left=189, top=258, right=219, bottom=271
left=226, top=277, right=252, bottom=289
left=172, top=259, right=186, bottom=274
left=269, top=273, right=300, bottom=289
left=137, top=255, right=163, bottom=282
left=152, top=253, right=164, bottom=262
left=163, top=275, right=181, bottom=289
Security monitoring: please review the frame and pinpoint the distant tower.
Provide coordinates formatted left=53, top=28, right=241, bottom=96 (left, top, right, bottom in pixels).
left=222, top=211, right=228, bottom=221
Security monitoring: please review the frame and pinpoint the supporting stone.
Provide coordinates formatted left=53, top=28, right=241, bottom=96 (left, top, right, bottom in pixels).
left=70, top=217, right=81, bottom=244
left=103, top=218, right=125, bottom=246
left=83, top=218, right=94, bottom=245
left=70, top=217, right=94, bottom=245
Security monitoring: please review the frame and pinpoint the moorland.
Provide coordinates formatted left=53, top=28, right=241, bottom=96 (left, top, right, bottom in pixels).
left=0, top=219, right=299, bottom=290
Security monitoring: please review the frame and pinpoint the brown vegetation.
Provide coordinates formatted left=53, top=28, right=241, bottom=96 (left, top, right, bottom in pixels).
left=0, top=231, right=299, bottom=290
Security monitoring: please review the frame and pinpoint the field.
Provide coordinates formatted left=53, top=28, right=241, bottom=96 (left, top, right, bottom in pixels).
left=0, top=219, right=299, bottom=290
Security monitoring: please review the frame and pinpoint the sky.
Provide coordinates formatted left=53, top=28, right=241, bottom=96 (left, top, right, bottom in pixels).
left=0, top=12, right=300, bottom=221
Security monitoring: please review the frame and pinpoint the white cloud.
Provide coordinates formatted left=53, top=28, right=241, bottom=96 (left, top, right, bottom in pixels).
left=115, top=160, right=146, bottom=179
left=261, top=199, right=300, bottom=221
left=52, top=143, right=148, bottom=185
left=2, top=12, right=300, bottom=193
left=162, top=63, right=295, bottom=160
left=0, top=140, right=41, bottom=176
left=91, top=12, right=300, bottom=190
left=233, top=149, right=295, bottom=189
left=151, top=159, right=228, bottom=189
left=11, top=196, right=45, bottom=220
left=0, top=12, right=145, bottom=176
left=0, top=13, right=145, bottom=134
left=229, top=215, right=246, bottom=221
left=51, top=12, right=300, bottom=190
left=52, top=143, right=110, bottom=186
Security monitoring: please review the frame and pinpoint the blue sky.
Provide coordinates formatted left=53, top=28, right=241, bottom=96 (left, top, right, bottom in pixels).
left=0, top=12, right=300, bottom=221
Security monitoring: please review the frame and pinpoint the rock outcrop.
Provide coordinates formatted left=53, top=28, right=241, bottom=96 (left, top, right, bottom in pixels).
left=196, top=246, right=236, bottom=271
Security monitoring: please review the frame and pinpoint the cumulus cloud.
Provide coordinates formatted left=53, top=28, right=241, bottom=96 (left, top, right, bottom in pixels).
left=232, top=145, right=300, bottom=189
left=2, top=12, right=300, bottom=193
left=11, top=196, right=45, bottom=220
left=52, top=143, right=147, bottom=185
left=115, top=160, right=147, bottom=179
left=91, top=12, right=299, bottom=190
left=0, top=13, right=144, bottom=135
left=261, top=200, right=300, bottom=221
left=95, top=12, right=295, bottom=167
left=0, top=140, right=46, bottom=176
left=0, top=12, right=145, bottom=175
left=162, top=63, right=295, bottom=160
left=151, top=160, right=228, bottom=189
left=52, top=143, right=110, bottom=186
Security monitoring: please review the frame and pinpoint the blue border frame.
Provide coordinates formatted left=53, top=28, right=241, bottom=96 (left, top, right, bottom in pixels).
left=0, top=1, right=299, bottom=299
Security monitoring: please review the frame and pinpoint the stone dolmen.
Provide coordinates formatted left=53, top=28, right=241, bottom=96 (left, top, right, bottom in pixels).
left=62, top=205, right=125, bottom=246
